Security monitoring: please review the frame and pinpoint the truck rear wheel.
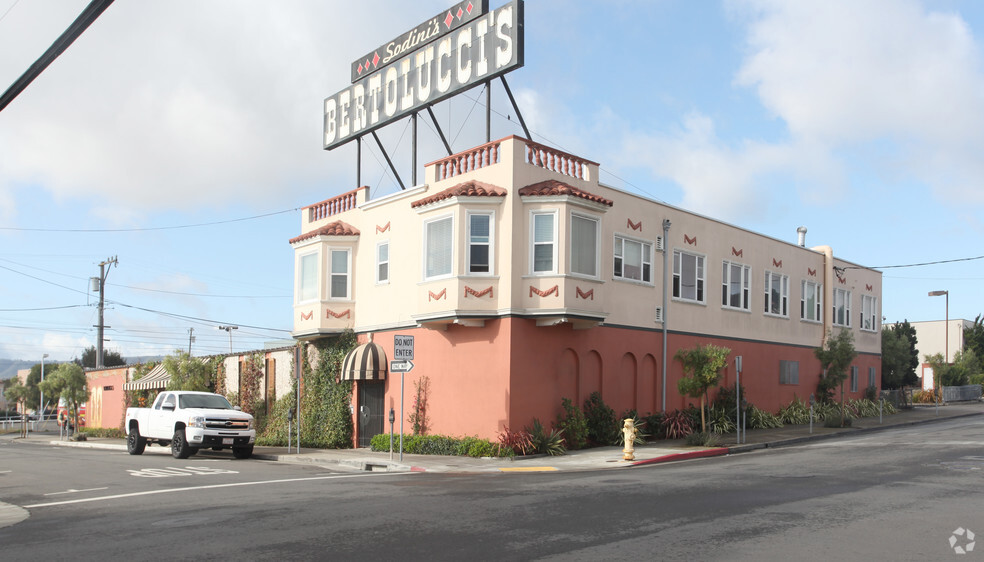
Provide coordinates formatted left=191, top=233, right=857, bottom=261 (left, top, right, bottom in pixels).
left=171, top=428, right=192, bottom=459
left=126, top=427, right=146, bottom=455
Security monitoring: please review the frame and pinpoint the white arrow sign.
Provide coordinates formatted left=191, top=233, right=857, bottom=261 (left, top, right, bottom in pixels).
left=390, top=360, right=414, bottom=373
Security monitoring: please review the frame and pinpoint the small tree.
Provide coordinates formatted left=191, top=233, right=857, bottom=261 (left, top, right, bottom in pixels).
left=965, top=315, right=984, bottom=360
left=881, top=325, right=919, bottom=389
left=814, top=329, right=858, bottom=426
left=675, top=344, right=731, bottom=433
left=74, top=345, right=126, bottom=369
left=164, top=351, right=216, bottom=392
left=38, top=363, right=89, bottom=433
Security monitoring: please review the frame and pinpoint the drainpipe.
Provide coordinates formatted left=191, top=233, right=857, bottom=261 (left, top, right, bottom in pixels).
left=661, top=218, right=671, bottom=412
left=816, top=245, right=834, bottom=341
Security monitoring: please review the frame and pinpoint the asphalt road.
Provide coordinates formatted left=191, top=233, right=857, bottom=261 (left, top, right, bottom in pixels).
left=2, top=417, right=983, bottom=560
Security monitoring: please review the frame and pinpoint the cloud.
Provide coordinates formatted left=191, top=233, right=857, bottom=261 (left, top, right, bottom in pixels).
left=0, top=1, right=438, bottom=223
left=732, top=0, right=984, bottom=204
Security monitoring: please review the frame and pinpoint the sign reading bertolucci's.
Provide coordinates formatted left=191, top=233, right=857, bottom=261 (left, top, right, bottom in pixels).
left=324, top=0, right=524, bottom=151
left=350, top=0, right=489, bottom=84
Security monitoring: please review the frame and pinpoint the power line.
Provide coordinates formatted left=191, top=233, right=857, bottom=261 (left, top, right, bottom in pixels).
left=843, top=255, right=984, bottom=271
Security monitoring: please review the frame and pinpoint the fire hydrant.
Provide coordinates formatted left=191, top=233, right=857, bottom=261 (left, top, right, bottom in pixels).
left=622, top=418, right=637, bottom=461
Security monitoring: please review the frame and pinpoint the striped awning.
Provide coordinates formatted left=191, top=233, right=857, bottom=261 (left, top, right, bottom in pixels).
left=122, top=364, right=170, bottom=390
left=340, top=341, right=388, bottom=381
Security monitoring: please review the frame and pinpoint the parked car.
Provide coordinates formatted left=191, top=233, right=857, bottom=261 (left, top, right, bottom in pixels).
left=125, top=391, right=255, bottom=459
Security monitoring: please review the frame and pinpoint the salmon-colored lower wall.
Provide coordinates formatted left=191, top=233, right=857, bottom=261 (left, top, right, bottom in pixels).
left=86, top=370, right=126, bottom=429
left=350, top=320, right=881, bottom=442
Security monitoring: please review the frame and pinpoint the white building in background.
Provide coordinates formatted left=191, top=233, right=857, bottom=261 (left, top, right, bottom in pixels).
left=904, top=319, right=974, bottom=390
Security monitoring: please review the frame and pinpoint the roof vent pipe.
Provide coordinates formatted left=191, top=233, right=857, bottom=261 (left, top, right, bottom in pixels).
left=797, top=226, right=807, bottom=247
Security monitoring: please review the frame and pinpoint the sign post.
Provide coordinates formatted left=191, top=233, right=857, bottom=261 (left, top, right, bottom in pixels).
left=393, top=335, right=415, bottom=461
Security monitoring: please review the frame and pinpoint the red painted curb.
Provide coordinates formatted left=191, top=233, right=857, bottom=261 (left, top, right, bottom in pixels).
left=410, top=466, right=426, bottom=472
left=630, top=447, right=729, bottom=466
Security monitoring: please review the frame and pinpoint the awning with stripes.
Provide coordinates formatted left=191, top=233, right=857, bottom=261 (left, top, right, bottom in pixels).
left=122, top=364, right=170, bottom=391
left=340, top=341, right=388, bottom=381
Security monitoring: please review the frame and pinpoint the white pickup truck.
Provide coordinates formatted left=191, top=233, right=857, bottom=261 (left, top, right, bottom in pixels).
left=125, top=390, right=256, bottom=459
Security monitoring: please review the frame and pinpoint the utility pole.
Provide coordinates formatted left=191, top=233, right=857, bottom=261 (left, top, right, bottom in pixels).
left=92, top=256, right=118, bottom=368
left=187, top=327, right=195, bottom=356
left=218, top=325, right=238, bottom=354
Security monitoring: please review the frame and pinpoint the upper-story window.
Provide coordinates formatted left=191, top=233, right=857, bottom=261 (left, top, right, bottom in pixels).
left=801, top=280, right=822, bottom=322
left=861, top=295, right=877, bottom=332
left=614, top=235, right=652, bottom=283
left=764, top=270, right=789, bottom=317
left=298, top=251, right=319, bottom=303
left=467, top=212, right=493, bottom=275
left=570, top=214, right=599, bottom=278
left=329, top=248, right=350, bottom=299
left=531, top=211, right=557, bottom=274
left=376, top=241, right=389, bottom=284
left=673, top=250, right=705, bottom=303
left=832, top=288, right=852, bottom=327
left=721, top=260, right=751, bottom=311
left=424, top=215, right=453, bottom=280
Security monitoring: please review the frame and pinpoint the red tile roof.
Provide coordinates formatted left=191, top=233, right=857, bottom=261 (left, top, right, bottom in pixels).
left=289, top=220, right=360, bottom=244
left=411, top=180, right=507, bottom=208
left=519, top=180, right=613, bottom=207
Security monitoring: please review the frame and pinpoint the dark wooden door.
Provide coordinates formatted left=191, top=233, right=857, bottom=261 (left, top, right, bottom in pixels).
left=357, top=381, right=385, bottom=448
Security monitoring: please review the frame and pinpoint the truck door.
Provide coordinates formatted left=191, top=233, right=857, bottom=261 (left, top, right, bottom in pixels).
left=149, top=393, right=176, bottom=438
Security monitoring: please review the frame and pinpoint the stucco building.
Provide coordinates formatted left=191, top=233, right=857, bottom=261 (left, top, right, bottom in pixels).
left=290, top=135, right=882, bottom=445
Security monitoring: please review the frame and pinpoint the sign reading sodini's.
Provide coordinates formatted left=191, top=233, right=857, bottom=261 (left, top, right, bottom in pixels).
left=324, top=0, right=524, bottom=151
left=350, top=0, right=489, bottom=84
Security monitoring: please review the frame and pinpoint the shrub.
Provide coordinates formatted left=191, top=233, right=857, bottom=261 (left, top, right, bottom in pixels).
left=368, top=433, right=500, bottom=457
left=684, top=431, right=719, bottom=447
left=527, top=418, right=566, bottom=456
left=81, top=427, right=126, bottom=439
left=707, top=407, right=736, bottom=434
left=641, top=412, right=665, bottom=440
left=496, top=426, right=534, bottom=456
left=555, top=397, right=588, bottom=450
left=748, top=406, right=783, bottom=429
left=778, top=397, right=811, bottom=425
left=582, top=392, right=619, bottom=446
left=863, top=386, right=879, bottom=401
left=661, top=409, right=694, bottom=439
left=823, top=414, right=853, bottom=428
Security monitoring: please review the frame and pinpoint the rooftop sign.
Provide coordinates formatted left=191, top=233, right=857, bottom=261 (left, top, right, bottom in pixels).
left=350, top=0, right=489, bottom=84
left=324, top=0, right=524, bottom=151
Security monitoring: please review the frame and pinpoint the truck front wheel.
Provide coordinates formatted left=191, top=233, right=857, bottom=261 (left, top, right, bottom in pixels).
left=232, top=445, right=253, bottom=459
left=171, top=428, right=192, bottom=459
left=127, top=427, right=146, bottom=455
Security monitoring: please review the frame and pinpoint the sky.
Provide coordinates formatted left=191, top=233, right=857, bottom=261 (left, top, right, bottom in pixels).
left=1, top=0, right=983, bottom=363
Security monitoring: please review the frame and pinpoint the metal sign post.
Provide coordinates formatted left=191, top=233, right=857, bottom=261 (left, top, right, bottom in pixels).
left=735, top=356, right=742, bottom=444
left=393, top=335, right=415, bottom=462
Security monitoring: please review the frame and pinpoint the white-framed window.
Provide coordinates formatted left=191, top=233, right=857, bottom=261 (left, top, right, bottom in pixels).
left=861, top=295, right=877, bottom=332
left=833, top=288, right=852, bottom=327
left=329, top=248, right=350, bottom=300
left=801, top=280, right=822, bottom=322
left=424, top=215, right=454, bottom=279
left=467, top=212, right=493, bottom=275
left=850, top=365, right=859, bottom=392
left=764, top=271, right=789, bottom=317
left=531, top=211, right=557, bottom=274
left=721, top=260, right=751, bottom=311
left=376, top=241, right=389, bottom=284
left=780, top=360, right=799, bottom=385
left=614, top=235, right=652, bottom=283
left=570, top=213, right=599, bottom=278
left=673, top=250, right=705, bottom=303
left=298, top=251, right=319, bottom=303
left=868, top=366, right=876, bottom=388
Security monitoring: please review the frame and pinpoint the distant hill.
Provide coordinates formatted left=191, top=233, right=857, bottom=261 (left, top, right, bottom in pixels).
left=0, top=359, right=36, bottom=381
left=0, top=356, right=165, bottom=381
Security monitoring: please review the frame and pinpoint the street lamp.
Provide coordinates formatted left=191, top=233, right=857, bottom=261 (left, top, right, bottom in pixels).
left=928, top=290, right=948, bottom=411
left=39, top=353, right=49, bottom=422
left=218, top=325, right=238, bottom=353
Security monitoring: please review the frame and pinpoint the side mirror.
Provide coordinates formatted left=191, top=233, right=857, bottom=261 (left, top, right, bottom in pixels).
left=162, top=403, right=175, bottom=411
left=233, top=406, right=242, bottom=411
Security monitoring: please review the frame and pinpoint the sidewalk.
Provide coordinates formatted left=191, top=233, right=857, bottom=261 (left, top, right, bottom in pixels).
left=18, top=401, right=984, bottom=473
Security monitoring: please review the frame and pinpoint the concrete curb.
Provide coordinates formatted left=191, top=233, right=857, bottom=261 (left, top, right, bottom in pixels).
left=725, top=410, right=984, bottom=455
left=631, top=447, right=729, bottom=466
